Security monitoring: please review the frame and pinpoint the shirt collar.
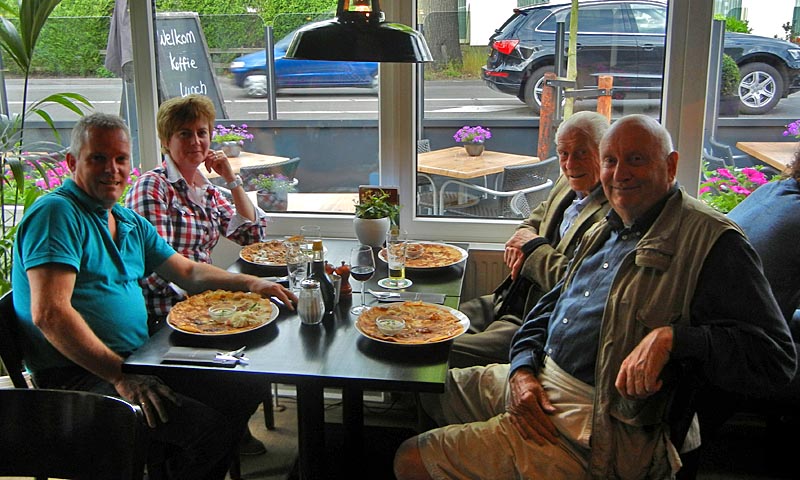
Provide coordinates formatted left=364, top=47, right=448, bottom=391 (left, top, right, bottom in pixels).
left=607, top=184, right=679, bottom=234
left=164, top=155, right=211, bottom=187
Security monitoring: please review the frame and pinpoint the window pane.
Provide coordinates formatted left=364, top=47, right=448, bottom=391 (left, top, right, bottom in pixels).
left=150, top=5, right=380, bottom=215
left=418, top=0, right=667, bottom=220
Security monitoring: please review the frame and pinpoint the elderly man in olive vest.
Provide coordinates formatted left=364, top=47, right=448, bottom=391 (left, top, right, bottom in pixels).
left=395, top=114, right=796, bottom=479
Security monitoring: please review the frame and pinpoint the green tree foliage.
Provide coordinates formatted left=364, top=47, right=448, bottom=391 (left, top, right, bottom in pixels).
left=714, top=14, right=751, bottom=34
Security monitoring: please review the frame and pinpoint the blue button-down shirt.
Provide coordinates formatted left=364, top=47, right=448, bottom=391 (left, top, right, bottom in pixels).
left=544, top=226, right=642, bottom=384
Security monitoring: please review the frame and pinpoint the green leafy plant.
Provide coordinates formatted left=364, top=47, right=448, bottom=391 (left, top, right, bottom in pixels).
left=0, top=0, right=93, bottom=296
left=354, top=189, right=400, bottom=224
left=252, top=173, right=297, bottom=193
left=720, top=53, right=740, bottom=97
left=699, top=163, right=778, bottom=213
left=714, top=14, right=751, bottom=34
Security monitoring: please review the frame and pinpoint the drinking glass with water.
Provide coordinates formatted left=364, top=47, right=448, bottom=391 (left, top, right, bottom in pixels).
left=285, top=240, right=308, bottom=292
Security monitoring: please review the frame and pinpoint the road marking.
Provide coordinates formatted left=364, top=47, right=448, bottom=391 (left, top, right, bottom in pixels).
left=430, top=105, right=524, bottom=113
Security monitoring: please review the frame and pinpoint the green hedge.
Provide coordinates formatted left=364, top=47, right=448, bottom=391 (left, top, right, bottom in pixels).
left=2, top=0, right=338, bottom=77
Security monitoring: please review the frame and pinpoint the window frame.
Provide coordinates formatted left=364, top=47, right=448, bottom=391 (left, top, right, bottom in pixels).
left=129, top=0, right=711, bottom=244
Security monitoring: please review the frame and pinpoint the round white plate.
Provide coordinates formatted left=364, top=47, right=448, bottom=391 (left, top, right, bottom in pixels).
left=354, top=303, right=470, bottom=345
left=167, top=302, right=279, bottom=336
left=377, top=242, right=468, bottom=270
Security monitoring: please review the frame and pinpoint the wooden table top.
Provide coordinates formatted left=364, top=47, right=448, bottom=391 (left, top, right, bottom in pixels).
left=418, top=146, right=540, bottom=179
left=206, top=151, right=292, bottom=179
left=735, top=141, right=797, bottom=172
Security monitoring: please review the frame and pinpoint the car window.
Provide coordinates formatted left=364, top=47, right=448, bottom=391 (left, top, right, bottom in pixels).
left=538, top=4, right=631, bottom=35
left=630, top=3, right=667, bottom=35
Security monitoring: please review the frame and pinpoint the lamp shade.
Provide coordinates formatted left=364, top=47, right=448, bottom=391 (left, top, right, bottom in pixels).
left=284, top=0, right=433, bottom=63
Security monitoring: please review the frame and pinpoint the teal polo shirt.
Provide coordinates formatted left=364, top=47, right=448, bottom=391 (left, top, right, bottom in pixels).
left=12, top=179, right=176, bottom=374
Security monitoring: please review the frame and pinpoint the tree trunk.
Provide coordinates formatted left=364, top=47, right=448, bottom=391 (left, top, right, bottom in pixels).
left=422, top=0, right=462, bottom=69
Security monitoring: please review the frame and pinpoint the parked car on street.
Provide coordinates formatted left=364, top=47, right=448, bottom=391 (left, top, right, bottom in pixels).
left=481, top=0, right=800, bottom=115
left=229, top=28, right=378, bottom=98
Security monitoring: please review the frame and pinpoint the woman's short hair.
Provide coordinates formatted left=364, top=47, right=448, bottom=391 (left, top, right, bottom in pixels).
left=788, top=148, right=800, bottom=180
left=156, top=94, right=216, bottom=155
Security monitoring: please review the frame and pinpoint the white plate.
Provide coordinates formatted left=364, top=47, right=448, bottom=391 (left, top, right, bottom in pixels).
left=167, top=302, right=279, bottom=336
left=377, top=242, right=468, bottom=270
left=354, top=303, right=470, bottom=345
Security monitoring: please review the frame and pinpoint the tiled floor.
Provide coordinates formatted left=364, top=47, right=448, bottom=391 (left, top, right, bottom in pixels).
left=235, top=387, right=799, bottom=480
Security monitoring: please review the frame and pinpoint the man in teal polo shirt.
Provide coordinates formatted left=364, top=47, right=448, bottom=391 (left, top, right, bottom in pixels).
left=12, top=113, right=295, bottom=480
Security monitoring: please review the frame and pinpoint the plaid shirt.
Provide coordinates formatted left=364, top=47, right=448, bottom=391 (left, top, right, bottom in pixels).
left=125, top=160, right=269, bottom=317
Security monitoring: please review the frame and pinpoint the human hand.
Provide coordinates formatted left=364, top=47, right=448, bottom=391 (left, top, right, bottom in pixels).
left=204, top=150, right=235, bottom=182
left=506, top=368, right=559, bottom=445
left=249, top=278, right=297, bottom=310
left=114, top=374, right=180, bottom=428
left=505, top=229, right=538, bottom=250
left=505, top=248, right=525, bottom=280
left=615, top=326, right=673, bottom=400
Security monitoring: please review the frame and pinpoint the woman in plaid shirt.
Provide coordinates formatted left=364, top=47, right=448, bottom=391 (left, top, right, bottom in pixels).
left=125, top=94, right=270, bottom=330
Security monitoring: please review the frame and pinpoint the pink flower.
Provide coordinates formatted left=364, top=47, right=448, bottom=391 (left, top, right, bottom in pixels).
left=716, top=168, right=736, bottom=180
left=731, top=185, right=751, bottom=195
left=699, top=186, right=712, bottom=195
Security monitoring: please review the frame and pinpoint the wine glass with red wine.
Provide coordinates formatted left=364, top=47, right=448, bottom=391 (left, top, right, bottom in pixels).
left=349, top=244, right=375, bottom=315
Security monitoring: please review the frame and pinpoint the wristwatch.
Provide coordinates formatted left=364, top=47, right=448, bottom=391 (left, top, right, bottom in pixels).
left=225, top=175, right=243, bottom=190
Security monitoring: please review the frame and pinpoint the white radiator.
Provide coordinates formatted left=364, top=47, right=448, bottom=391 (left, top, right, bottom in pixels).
left=460, top=248, right=508, bottom=303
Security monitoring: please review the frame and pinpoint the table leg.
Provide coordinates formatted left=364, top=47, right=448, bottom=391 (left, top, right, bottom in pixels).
left=342, top=387, right=364, bottom=466
left=296, top=384, right=325, bottom=480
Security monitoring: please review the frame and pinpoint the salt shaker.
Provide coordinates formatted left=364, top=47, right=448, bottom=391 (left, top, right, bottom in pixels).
left=298, top=279, right=324, bottom=325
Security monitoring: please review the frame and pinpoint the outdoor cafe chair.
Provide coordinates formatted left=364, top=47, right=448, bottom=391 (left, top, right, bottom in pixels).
left=438, top=156, right=558, bottom=218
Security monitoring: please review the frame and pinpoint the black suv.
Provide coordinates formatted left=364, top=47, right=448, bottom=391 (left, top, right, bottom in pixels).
left=481, top=0, right=800, bottom=115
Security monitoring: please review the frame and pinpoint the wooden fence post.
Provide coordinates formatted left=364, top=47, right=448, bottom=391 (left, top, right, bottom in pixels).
left=596, top=75, right=613, bottom=122
left=537, top=71, right=558, bottom=161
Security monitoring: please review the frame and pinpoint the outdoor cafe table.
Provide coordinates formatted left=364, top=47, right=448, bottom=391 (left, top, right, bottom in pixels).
left=204, top=151, right=292, bottom=180
left=123, top=238, right=467, bottom=480
left=735, top=141, right=796, bottom=173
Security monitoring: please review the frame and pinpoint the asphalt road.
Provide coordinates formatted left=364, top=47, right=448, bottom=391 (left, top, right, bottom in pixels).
left=3, top=76, right=799, bottom=121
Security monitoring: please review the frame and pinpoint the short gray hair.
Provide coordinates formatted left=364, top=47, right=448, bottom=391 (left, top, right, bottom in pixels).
left=69, top=113, right=131, bottom=157
left=555, top=111, right=609, bottom=146
left=605, top=114, right=674, bottom=158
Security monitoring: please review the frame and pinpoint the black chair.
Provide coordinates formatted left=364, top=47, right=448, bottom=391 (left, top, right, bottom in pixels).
left=239, top=157, right=301, bottom=191
left=0, top=290, right=31, bottom=389
left=0, top=388, right=147, bottom=480
left=439, top=156, right=558, bottom=218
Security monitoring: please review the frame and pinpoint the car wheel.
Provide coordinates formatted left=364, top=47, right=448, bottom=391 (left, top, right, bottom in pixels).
left=243, top=73, right=269, bottom=98
left=737, top=62, right=783, bottom=115
left=523, top=65, right=555, bottom=115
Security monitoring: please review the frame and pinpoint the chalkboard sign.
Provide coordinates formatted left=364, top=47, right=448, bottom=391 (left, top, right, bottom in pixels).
left=155, top=12, right=228, bottom=118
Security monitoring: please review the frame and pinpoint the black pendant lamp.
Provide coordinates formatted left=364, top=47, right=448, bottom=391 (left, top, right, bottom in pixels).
left=285, top=0, right=433, bottom=63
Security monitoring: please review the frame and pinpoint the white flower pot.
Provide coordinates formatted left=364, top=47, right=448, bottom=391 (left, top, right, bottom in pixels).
left=353, top=217, right=390, bottom=247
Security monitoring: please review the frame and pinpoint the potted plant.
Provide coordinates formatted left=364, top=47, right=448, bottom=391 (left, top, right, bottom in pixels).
left=699, top=163, right=777, bottom=213
left=353, top=189, right=400, bottom=247
left=251, top=173, right=298, bottom=211
left=718, top=53, right=741, bottom=117
left=212, top=123, right=254, bottom=157
left=453, top=125, right=492, bottom=157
